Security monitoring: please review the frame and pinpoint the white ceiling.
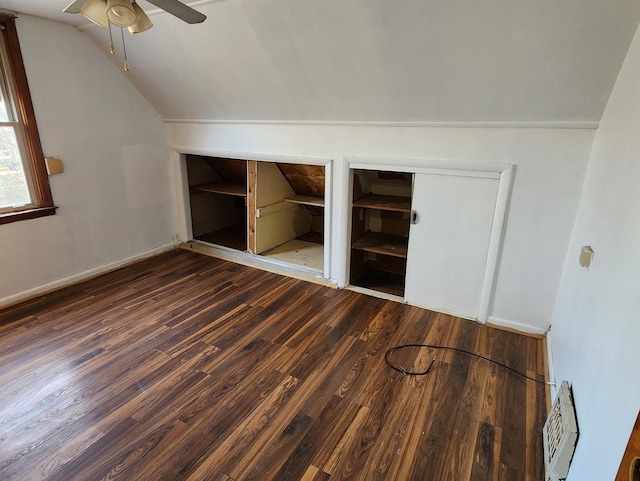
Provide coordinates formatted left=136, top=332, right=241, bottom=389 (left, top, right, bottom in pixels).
left=3, top=0, right=640, bottom=122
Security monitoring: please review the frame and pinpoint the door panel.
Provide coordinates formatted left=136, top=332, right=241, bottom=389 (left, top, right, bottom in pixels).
left=404, top=173, right=499, bottom=319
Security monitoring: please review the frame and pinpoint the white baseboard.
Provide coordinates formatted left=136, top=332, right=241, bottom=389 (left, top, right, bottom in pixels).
left=545, top=330, right=558, bottom=401
left=487, top=316, right=550, bottom=336
left=0, top=243, right=175, bottom=308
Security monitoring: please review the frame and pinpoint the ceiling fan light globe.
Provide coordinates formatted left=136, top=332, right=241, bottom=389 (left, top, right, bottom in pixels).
left=106, top=0, right=136, bottom=27
left=80, top=0, right=109, bottom=29
left=128, top=2, right=153, bottom=34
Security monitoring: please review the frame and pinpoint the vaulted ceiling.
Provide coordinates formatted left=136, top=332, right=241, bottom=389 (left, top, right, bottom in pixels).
left=4, top=0, right=640, bottom=122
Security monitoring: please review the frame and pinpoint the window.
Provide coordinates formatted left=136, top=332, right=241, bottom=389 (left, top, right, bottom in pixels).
left=0, top=15, right=55, bottom=225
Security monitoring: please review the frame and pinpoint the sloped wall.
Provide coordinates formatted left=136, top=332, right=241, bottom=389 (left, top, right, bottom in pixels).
left=82, top=0, right=640, bottom=123
left=0, top=15, right=174, bottom=305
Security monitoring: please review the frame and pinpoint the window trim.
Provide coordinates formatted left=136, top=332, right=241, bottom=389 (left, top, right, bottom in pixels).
left=0, top=14, right=55, bottom=225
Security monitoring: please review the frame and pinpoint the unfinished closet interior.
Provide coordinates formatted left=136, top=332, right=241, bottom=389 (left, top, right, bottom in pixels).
left=186, top=155, right=325, bottom=273
left=350, top=169, right=413, bottom=297
left=186, top=156, right=249, bottom=251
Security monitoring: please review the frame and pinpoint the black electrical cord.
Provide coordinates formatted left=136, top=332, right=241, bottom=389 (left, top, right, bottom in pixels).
left=384, top=343, right=549, bottom=384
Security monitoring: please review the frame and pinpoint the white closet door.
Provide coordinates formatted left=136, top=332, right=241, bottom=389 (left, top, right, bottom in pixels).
left=404, top=173, right=499, bottom=319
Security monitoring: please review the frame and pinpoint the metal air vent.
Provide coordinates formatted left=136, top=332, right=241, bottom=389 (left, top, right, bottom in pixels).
left=543, top=380, right=579, bottom=481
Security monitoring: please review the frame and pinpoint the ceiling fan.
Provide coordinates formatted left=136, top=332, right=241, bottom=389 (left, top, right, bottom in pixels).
left=63, top=0, right=206, bottom=34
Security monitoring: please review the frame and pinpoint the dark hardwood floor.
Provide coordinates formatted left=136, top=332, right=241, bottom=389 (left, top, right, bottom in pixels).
left=0, top=250, right=548, bottom=480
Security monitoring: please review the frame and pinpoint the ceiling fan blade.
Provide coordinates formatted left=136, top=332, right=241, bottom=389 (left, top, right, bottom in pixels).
left=63, top=0, right=89, bottom=13
left=144, top=0, right=206, bottom=24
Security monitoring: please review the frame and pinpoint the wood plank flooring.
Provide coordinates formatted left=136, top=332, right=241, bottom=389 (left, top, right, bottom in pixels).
left=0, top=250, right=548, bottom=480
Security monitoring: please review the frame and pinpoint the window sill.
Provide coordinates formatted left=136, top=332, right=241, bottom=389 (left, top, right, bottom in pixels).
left=0, top=206, right=57, bottom=225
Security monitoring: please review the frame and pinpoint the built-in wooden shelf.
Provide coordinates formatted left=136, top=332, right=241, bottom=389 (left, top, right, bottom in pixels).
left=352, top=270, right=405, bottom=297
left=191, top=182, right=247, bottom=197
left=352, top=193, right=411, bottom=213
left=284, top=195, right=325, bottom=207
left=351, top=231, right=408, bottom=258
left=195, top=225, right=247, bottom=251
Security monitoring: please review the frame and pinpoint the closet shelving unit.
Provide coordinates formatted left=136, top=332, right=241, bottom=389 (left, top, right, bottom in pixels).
left=350, top=171, right=413, bottom=297
left=186, top=157, right=326, bottom=272
left=187, top=156, right=248, bottom=251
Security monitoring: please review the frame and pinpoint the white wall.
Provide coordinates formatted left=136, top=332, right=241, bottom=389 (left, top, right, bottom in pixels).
left=0, top=15, right=174, bottom=305
left=167, top=121, right=594, bottom=332
left=549, top=22, right=640, bottom=481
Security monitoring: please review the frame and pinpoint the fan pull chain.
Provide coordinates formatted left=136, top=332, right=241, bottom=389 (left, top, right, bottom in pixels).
left=121, top=27, right=129, bottom=71
left=108, top=21, right=115, bottom=55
